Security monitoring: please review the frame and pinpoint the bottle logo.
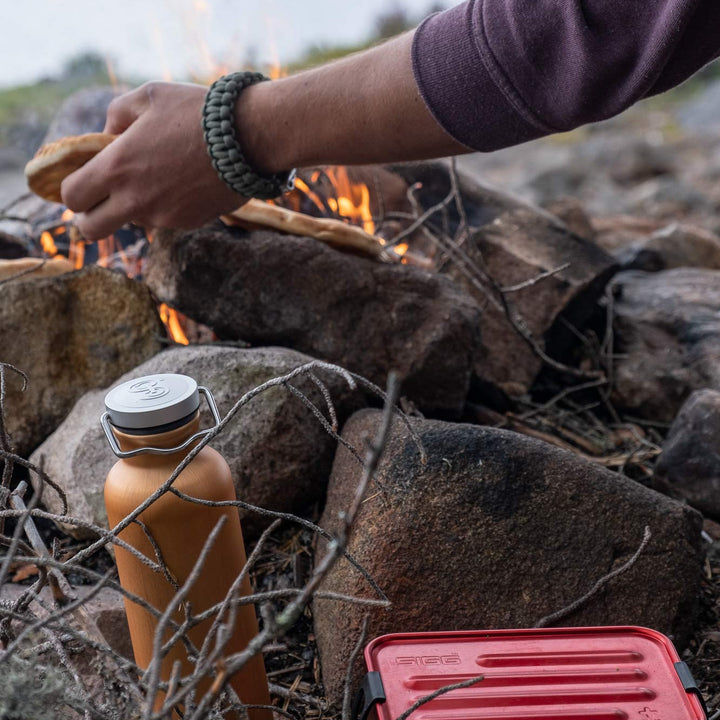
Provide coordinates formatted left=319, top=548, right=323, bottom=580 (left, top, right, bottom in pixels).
left=128, top=379, right=171, bottom=400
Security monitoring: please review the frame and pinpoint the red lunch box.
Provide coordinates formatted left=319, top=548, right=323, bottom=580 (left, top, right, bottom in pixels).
left=355, top=627, right=707, bottom=720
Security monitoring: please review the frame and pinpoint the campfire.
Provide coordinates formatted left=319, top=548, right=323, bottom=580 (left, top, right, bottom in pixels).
left=27, top=160, right=420, bottom=345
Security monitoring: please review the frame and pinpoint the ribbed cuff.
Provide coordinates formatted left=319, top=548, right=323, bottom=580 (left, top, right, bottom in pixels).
left=411, top=0, right=548, bottom=152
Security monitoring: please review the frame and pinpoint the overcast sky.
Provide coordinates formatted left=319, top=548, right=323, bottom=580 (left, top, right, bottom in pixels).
left=0, top=0, right=447, bottom=89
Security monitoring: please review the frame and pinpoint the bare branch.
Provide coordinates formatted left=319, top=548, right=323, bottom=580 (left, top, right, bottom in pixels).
left=535, top=526, right=652, bottom=628
left=393, top=674, right=485, bottom=720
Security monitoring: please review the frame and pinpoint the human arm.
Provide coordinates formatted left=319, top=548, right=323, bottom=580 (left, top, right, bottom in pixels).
left=61, top=0, right=720, bottom=241
left=61, top=31, right=466, bottom=241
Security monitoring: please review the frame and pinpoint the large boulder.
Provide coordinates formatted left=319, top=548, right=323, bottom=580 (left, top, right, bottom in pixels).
left=653, top=389, right=720, bottom=521
left=1, top=266, right=163, bottom=456
left=30, top=345, right=362, bottom=539
left=611, top=268, right=720, bottom=421
left=144, top=227, right=482, bottom=415
left=442, top=208, right=616, bottom=395
left=314, top=410, right=703, bottom=703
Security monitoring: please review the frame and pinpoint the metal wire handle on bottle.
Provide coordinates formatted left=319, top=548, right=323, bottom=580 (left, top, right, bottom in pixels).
left=101, top=386, right=222, bottom=459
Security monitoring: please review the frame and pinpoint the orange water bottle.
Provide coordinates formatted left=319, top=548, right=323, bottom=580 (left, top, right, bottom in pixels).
left=102, top=373, right=271, bottom=719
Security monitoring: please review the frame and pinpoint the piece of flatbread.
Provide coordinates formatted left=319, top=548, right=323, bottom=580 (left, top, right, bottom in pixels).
left=0, top=256, right=75, bottom=283
left=24, top=133, right=116, bottom=203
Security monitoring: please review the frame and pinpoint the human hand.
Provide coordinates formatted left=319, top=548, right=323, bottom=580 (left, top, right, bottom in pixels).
left=61, top=82, right=246, bottom=241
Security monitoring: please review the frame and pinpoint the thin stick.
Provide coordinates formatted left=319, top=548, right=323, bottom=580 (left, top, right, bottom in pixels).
left=394, top=674, right=485, bottom=720
left=342, top=615, right=370, bottom=720
left=501, top=263, right=571, bottom=292
left=535, top=526, right=652, bottom=628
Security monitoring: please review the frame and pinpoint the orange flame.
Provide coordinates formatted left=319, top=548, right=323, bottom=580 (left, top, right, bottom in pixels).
left=292, top=177, right=325, bottom=213
left=159, top=303, right=190, bottom=345
left=324, top=167, right=375, bottom=235
left=68, top=234, right=85, bottom=269
left=40, top=231, right=58, bottom=256
left=269, top=64, right=287, bottom=81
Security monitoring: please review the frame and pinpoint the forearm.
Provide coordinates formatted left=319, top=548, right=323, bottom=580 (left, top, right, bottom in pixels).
left=234, top=31, right=470, bottom=176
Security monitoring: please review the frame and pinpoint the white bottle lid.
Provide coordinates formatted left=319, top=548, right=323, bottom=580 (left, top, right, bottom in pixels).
left=104, top=373, right=200, bottom=430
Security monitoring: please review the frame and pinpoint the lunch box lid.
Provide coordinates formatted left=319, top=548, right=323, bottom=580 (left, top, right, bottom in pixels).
left=359, top=627, right=706, bottom=720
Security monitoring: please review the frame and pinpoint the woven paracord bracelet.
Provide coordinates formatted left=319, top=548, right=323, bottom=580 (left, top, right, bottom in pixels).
left=202, top=71, right=295, bottom=200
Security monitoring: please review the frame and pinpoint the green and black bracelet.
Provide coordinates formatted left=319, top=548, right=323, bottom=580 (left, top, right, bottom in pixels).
left=201, top=71, right=295, bottom=200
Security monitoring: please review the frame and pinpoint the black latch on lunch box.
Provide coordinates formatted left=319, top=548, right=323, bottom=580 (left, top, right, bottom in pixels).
left=675, top=661, right=709, bottom=718
left=353, top=671, right=386, bottom=720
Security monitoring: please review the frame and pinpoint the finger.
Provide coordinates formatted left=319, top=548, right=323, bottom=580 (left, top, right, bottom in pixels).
left=74, top=194, right=137, bottom=242
left=60, top=149, right=113, bottom=213
left=103, top=84, right=152, bottom=134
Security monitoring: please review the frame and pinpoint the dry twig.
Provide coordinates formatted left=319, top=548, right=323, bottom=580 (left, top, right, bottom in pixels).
left=535, top=526, right=652, bottom=628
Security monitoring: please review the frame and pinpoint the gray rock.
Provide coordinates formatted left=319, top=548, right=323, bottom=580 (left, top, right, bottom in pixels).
left=442, top=208, right=616, bottom=395
left=677, top=79, right=720, bottom=135
left=543, top=196, right=596, bottom=241
left=625, top=176, right=712, bottom=219
left=523, top=164, right=592, bottom=207
left=653, top=389, right=720, bottom=520
left=611, top=268, right=720, bottom=421
left=604, top=139, right=674, bottom=185
left=144, top=227, right=481, bottom=415
left=31, top=345, right=362, bottom=539
left=618, top=223, right=720, bottom=272
left=42, top=87, right=118, bottom=144
left=591, top=215, right=663, bottom=256
left=1, top=266, right=163, bottom=457
left=314, top=410, right=703, bottom=702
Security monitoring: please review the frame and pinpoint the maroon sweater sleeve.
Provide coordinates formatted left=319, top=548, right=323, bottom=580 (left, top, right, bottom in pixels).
left=412, top=0, right=720, bottom=151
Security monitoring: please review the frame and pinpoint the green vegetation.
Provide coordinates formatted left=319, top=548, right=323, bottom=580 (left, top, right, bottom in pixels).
left=0, top=52, right=115, bottom=158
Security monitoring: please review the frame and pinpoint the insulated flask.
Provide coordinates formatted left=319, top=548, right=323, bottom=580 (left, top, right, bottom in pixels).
left=102, top=373, right=271, bottom=719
